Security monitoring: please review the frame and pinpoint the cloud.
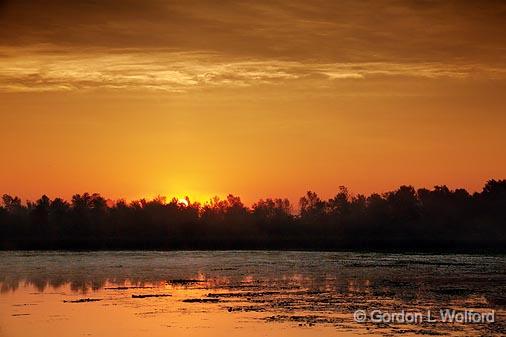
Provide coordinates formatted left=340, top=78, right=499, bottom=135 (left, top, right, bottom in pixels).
left=1, top=47, right=502, bottom=92
left=1, top=0, right=505, bottom=64
left=0, top=1, right=505, bottom=92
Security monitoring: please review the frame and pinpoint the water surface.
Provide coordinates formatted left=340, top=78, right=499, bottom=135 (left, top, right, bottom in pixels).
left=1, top=251, right=505, bottom=336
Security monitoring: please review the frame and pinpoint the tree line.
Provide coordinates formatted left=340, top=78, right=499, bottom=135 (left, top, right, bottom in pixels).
left=1, top=180, right=505, bottom=251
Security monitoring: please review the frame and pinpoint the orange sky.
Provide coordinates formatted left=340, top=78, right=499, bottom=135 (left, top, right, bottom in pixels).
left=1, top=0, right=505, bottom=204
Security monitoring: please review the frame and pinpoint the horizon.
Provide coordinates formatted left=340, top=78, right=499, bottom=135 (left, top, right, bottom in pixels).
left=2, top=178, right=503, bottom=209
left=2, top=178, right=505, bottom=252
left=1, top=179, right=501, bottom=207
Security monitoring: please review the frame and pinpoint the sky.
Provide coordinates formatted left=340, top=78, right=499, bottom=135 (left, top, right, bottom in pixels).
left=1, top=0, right=505, bottom=204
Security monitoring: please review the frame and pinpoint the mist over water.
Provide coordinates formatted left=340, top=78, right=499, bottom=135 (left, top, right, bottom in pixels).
left=1, top=251, right=505, bottom=336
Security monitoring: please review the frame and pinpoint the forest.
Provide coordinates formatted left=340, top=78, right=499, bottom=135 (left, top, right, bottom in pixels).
left=1, top=180, right=505, bottom=251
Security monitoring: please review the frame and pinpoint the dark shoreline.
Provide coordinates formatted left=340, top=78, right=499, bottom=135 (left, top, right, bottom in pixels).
left=2, top=180, right=505, bottom=254
left=2, top=243, right=506, bottom=254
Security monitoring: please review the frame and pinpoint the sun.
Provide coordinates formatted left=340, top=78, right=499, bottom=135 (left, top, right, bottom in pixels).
left=177, top=198, right=189, bottom=207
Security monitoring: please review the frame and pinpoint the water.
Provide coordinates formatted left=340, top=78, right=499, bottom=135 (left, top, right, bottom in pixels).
left=1, top=251, right=505, bottom=336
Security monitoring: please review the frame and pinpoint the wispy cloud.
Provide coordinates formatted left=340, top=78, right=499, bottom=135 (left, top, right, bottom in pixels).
left=1, top=47, right=502, bottom=92
left=1, top=1, right=505, bottom=92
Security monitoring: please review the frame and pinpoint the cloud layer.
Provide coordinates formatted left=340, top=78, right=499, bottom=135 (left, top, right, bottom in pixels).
left=1, top=47, right=505, bottom=92
left=1, top=0, right=505, bottom=92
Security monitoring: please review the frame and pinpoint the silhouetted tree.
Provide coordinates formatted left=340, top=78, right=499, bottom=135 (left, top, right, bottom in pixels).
left=1, top=180, right=505, bottom=251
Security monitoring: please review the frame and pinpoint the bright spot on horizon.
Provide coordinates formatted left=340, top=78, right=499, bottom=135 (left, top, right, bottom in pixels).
left=177, top=198, right=189, bottom=207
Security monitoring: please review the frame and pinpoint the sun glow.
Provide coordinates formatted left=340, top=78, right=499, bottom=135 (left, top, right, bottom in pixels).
left=177, top=198, right=189, bottom=207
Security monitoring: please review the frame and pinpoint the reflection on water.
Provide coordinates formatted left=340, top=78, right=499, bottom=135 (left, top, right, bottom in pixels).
left=0, top=251, right=505, bottom=337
